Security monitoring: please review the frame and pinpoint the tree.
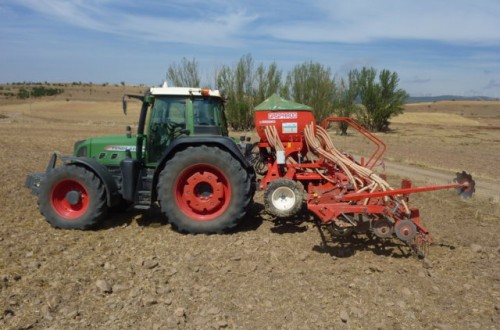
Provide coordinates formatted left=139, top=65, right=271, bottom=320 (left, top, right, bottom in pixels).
left=216, top=54, right=255, bottom=130
left=357, top=67, right=408, bottom=132
left=234, top=54, right=254, bottom=129
left=167, top=57, right=200, bottom=87
left=255, top=62, right=282, bottom=105
left=333, top=69, right=360, bottom=135
left=164, top=55, right=408, bottom=133
left=286, top=62, right=335, bottom=123
left=216, top=54, right=283, bottom=130
left=216, top=65, right=238, bottom=128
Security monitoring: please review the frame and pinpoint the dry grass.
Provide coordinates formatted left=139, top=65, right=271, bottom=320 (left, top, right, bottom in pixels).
left=391, top=112, right=480, bottom=126
left=0, top=83, right=146, bottom=104
left=1, top=100, right=140, bottom=122
left=2, top=96, right=498, bottom=181
left=405, top=100, right=500, bottom=116
left=404, top=101, right=500, bottom=129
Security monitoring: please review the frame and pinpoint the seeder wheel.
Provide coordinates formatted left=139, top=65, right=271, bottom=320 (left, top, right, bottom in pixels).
left=394, top=220, right=417, bottom=242
left=371, top=217, right=394, bottom=239
left=264, top=178, right=304, bottom=218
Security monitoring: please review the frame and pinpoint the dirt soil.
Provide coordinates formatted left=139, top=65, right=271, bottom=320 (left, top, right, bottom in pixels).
left=1, top=94, right=499, bottom=329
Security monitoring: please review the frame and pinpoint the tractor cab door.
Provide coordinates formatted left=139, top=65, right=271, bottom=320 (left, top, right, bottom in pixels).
left=146, top=97, right=186, bottom=163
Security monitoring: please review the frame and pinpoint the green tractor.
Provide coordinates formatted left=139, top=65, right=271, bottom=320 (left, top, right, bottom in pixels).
left=25, top=84, right=256, bottom=233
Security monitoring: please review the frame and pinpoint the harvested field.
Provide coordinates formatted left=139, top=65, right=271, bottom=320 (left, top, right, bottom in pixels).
left=391, top=112, right=481, bottom=126
left=0, top=95, right=499, bottom=329
left=332, top=101, right=500, bottom=182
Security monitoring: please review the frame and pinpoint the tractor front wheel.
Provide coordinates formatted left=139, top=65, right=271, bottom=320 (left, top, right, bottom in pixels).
left=157, top=146, right=252, bottom=233
left=38, top=165, right=107, bottom=229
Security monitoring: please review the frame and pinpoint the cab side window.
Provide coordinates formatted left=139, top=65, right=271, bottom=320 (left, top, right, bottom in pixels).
left=193, top=98, right=223, bottom=135
left=194, top=99, right=216, bottom=126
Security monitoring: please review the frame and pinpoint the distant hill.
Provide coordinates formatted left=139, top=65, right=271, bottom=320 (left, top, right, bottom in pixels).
left=407, top=95, right=499, bottom=103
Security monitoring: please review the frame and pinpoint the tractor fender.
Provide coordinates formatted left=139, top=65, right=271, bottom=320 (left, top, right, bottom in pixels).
left=60, top=155, right=121, bottom=207
left=152, top=136, right=254, bottom=201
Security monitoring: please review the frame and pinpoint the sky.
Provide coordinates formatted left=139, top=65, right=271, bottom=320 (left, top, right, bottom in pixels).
left=1, top=0, right=500, bottom=97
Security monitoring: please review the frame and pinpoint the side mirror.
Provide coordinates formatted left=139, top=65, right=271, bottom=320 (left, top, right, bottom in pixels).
left=122, top=95, right=127, bottom=115
left=126, top=125, right=132, bottom=138
left=180, top=129, right=191, bottom=136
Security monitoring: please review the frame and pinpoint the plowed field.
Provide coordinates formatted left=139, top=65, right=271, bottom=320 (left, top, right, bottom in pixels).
left=1, top=94, right=499, bottom=329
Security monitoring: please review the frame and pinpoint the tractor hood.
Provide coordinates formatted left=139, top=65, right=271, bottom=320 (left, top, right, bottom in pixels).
left=74, top=134, right=138, bottom=166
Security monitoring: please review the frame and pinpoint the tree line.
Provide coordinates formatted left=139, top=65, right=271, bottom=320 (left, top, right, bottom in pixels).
left=167, top=54, right=409, bottom=132
left=17, top=86, right=64, bottom=99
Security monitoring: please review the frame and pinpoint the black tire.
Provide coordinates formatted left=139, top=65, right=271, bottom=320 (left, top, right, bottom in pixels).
left=264, top=178, right=304, bottom=218
left=157, top=145, right=252, bottom=233
left=38, top=165, right=107, bottom=229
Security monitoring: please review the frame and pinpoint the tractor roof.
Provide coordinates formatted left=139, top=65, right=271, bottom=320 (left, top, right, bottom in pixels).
left=149, top=83, right=221, bottom=98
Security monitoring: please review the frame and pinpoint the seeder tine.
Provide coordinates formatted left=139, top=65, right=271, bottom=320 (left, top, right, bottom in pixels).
left=409, top=232, right=430, bottom=258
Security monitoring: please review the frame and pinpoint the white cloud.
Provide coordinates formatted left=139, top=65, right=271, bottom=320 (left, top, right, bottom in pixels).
left=10, top=0, right=500, bottom=46
left=118, top=10, right=256, bottom=46
left=264, top=0, right=500, bottom=45
left=484, top=79, right=500, bottom=89
left=11, top=0, right=258, bottom=46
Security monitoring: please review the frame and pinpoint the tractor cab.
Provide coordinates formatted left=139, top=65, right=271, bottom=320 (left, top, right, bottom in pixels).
left=144, top=87, right=229, bottom=164
left=120, top=85, right=229, bottom=165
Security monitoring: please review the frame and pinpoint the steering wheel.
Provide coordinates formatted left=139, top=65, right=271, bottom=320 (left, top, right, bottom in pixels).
left=165, top=119, right=184, bottom=132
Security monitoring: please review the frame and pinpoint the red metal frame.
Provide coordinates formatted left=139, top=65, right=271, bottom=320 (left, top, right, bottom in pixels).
left=336, top=183, right=465, bottom=202
left=256, top=115, right=469, bottom=247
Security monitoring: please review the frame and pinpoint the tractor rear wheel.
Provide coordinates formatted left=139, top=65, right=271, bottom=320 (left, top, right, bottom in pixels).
left=38, top=165, right=107, bottom=229
left=157, top=146, right=252, bottom=233
left=264, top=178, right=304, bottom=218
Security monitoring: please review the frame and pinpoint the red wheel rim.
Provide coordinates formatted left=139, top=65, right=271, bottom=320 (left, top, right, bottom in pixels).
left=50, top=179, right=89, bottom=219
left=174, top=164, right=231, bottom=221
